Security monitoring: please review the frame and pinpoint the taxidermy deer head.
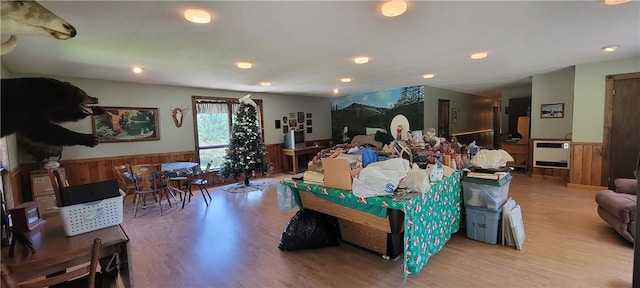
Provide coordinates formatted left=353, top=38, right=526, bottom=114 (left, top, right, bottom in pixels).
left=170, top=106, right=190, bottom=128
left=1, top=0, right=77, bottom=55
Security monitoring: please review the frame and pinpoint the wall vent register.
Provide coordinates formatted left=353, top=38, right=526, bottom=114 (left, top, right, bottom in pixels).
left=533, top=140, right=570, bottom=169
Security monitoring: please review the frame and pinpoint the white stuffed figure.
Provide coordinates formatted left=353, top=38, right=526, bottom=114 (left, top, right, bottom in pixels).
left=425, top=162, right=444, bottom=182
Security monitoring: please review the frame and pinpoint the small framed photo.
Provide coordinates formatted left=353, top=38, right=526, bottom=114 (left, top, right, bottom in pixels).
left=298, top=124, right=304, bottom=130
left=306, top=127, right=313, bottom=133
left=541, top=103, right=564, bottom=118
left=297, top=112, right=305, bottom=122
left=290, top=113, right=296, bottom=118
left=275, top=120, right=281, bottom=129
left=282, top=116, right=288, bottom=123
left=452, top=108, right=460, bottom=123
left=289, top=119, right=297, bottom=127
left=306, top=119, right=312, bottom=126
left=282, top=125, right=288, bottom=133
left=306, top=113, right=312, bottom=118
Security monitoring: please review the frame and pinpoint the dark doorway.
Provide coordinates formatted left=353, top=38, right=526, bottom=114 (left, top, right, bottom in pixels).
left=493, top=106, right=501, bottom=148
left=507, top=97, right=531, bottom=139
left=438, top=100, right=450, bottom=139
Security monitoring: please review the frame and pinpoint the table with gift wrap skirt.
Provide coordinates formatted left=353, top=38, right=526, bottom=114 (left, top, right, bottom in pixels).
left=279, top=171, right=462, bottom=281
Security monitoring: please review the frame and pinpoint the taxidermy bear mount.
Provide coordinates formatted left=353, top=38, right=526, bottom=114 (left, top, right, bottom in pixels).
left=1, top=77, right=105, bottom=147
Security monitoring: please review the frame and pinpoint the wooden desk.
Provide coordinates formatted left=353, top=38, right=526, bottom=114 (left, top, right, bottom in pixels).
left=502, top=142, right=529, bottom=169
left=281, top=146, right=324, bottom=174
left=1, top=215, right=133, bottom=288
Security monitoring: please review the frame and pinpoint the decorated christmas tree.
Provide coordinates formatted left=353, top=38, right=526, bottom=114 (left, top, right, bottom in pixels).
left=220, top=95, right=272, bottom=185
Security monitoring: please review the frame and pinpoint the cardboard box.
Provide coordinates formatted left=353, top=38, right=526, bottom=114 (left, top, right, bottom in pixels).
left=321, top=155, right=362, bottom=190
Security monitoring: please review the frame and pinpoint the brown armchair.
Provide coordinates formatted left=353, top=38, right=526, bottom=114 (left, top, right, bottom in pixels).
left=595, top=178, right=637, bottom=242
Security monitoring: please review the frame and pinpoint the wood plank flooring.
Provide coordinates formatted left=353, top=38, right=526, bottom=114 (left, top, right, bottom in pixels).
left=119, top=172, right=634, bottom=288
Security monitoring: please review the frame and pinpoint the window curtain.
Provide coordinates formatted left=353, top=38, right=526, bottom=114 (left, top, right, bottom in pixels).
left=196, top=100, right=262, bottom=128
left=196, top=102, right=228, bottom=114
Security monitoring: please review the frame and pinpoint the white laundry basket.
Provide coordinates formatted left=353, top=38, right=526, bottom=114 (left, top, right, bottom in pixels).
left=58, top=191, right=124, bottom=236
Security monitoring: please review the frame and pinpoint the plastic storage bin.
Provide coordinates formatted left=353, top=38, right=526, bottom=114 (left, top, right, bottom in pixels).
left=59, top=191, right=124, bottom=236
left=465, top=205, right=501, bottom=244
left=462, top=174, right=511, bottom=211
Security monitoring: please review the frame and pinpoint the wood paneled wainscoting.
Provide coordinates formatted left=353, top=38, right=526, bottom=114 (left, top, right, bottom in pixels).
left=568, top=142, right=605, bottom=189
left=525, top=141, right=605, bottom=190
left=10, top=142, right=314, bottom=207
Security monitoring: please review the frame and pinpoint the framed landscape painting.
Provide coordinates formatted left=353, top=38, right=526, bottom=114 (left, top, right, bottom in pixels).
left=92, top=107, right=159, bottom=142
left=540, top=103, right=564, bottom=119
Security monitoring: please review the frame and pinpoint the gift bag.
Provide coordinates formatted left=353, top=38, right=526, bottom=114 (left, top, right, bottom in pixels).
left=276, top=183, right=297, bottom=211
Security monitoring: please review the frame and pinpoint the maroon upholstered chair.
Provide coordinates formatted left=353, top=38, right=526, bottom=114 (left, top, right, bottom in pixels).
left=595, top=178, right=637, bottom=242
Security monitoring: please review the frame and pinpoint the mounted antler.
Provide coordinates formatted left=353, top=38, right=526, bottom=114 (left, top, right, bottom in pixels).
left=170, top=106, right=190, bottom=128
left=1, top=0, right=77, bottom=55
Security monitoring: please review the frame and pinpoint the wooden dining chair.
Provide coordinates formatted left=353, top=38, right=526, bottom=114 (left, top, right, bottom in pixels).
left=167, top=158, right=192, bottom=196
left=2, top=238, right=103, bottom=288
left=129, top=164, right=173, bottom=217
left=184, top=162, right=213, bottom=207
left=47, top=168, right=69, bottom=207
left=113, top=164, right=136, bottom=204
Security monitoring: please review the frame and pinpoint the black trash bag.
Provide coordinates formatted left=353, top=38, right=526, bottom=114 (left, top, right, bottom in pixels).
left=278, top=209, right=340, bottom=251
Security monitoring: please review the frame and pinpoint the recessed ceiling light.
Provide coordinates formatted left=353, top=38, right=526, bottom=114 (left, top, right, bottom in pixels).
left=333, top=89, right=339, bottom=94
left=604, top=0, right=631, bottom=5
left=469, top=52, right=488, bottom=60
left=381, top=0, right=408, bottom=17
left=601, top=44, right=619, bottom=52
left=259, top=81, right=271, bottom=87
left=132, top=66, right=143, bottom=74
left=354, top=57, right=369, bottom=64
left=340, top=78, right=352, bottom=83
left=184, top=9, right=211, bottom=24
left=236, top=62, right=252, bottom=69
left=422, top=73, right=435, bottom=79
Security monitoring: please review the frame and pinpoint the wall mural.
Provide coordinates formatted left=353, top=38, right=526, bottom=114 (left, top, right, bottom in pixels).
left=330, top=85, right=424, bottom=144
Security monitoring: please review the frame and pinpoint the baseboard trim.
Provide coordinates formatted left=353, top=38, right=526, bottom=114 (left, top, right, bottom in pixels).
left=567, top=183, right=607, bottom=191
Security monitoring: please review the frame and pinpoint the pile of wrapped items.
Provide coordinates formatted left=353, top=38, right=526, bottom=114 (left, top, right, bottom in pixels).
left=307, top=143, right=363, bottom=173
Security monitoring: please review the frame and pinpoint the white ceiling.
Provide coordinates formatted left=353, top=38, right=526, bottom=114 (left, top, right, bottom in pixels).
left=1, top=1, right=639, bottom=98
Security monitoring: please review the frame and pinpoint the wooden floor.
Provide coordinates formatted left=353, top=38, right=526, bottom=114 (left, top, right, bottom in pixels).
left=119, top=172, right=635, bottom=288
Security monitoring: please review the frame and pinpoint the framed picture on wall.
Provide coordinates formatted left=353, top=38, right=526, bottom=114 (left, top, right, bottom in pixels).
left=307, top=127, right=313, bottom=133
left=297, top=112, right=305, bottom=123
left=541, top=103, right=564, bottom=118
left=282, top=125, right=288, bottom=133
left=92, top=107, right=159, bottom=143
left=452, top=108, right=460, bottom=123
left=298, top=124, right=304, bottom=130
left=306, top=119, right=312, bottom=125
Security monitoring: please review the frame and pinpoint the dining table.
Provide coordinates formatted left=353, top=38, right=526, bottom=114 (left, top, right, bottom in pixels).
left=161, top=162, right=199, bottom=208
left=161, top=161, right=199, bottom=176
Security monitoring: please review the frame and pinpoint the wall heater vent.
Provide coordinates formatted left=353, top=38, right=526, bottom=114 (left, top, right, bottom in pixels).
left=533, top=140, right=570, bottom=169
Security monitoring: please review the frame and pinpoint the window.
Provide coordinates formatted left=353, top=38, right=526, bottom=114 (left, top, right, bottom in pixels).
left=193, top=96, right=263, bottom=169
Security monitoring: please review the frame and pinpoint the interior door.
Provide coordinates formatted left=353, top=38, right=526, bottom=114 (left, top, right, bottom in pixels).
left=493, top=106, right=501, bottom=148
left=607, top=73, right=640, bottom=186
left=438, top=100, right=450, bottom=139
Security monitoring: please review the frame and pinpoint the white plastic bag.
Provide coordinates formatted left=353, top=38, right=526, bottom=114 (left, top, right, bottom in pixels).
left=404, top=163, right=431, bottom=193
left=352, top=158, right=410, bottom=197
left=470, top=149, right=514, bottom=169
